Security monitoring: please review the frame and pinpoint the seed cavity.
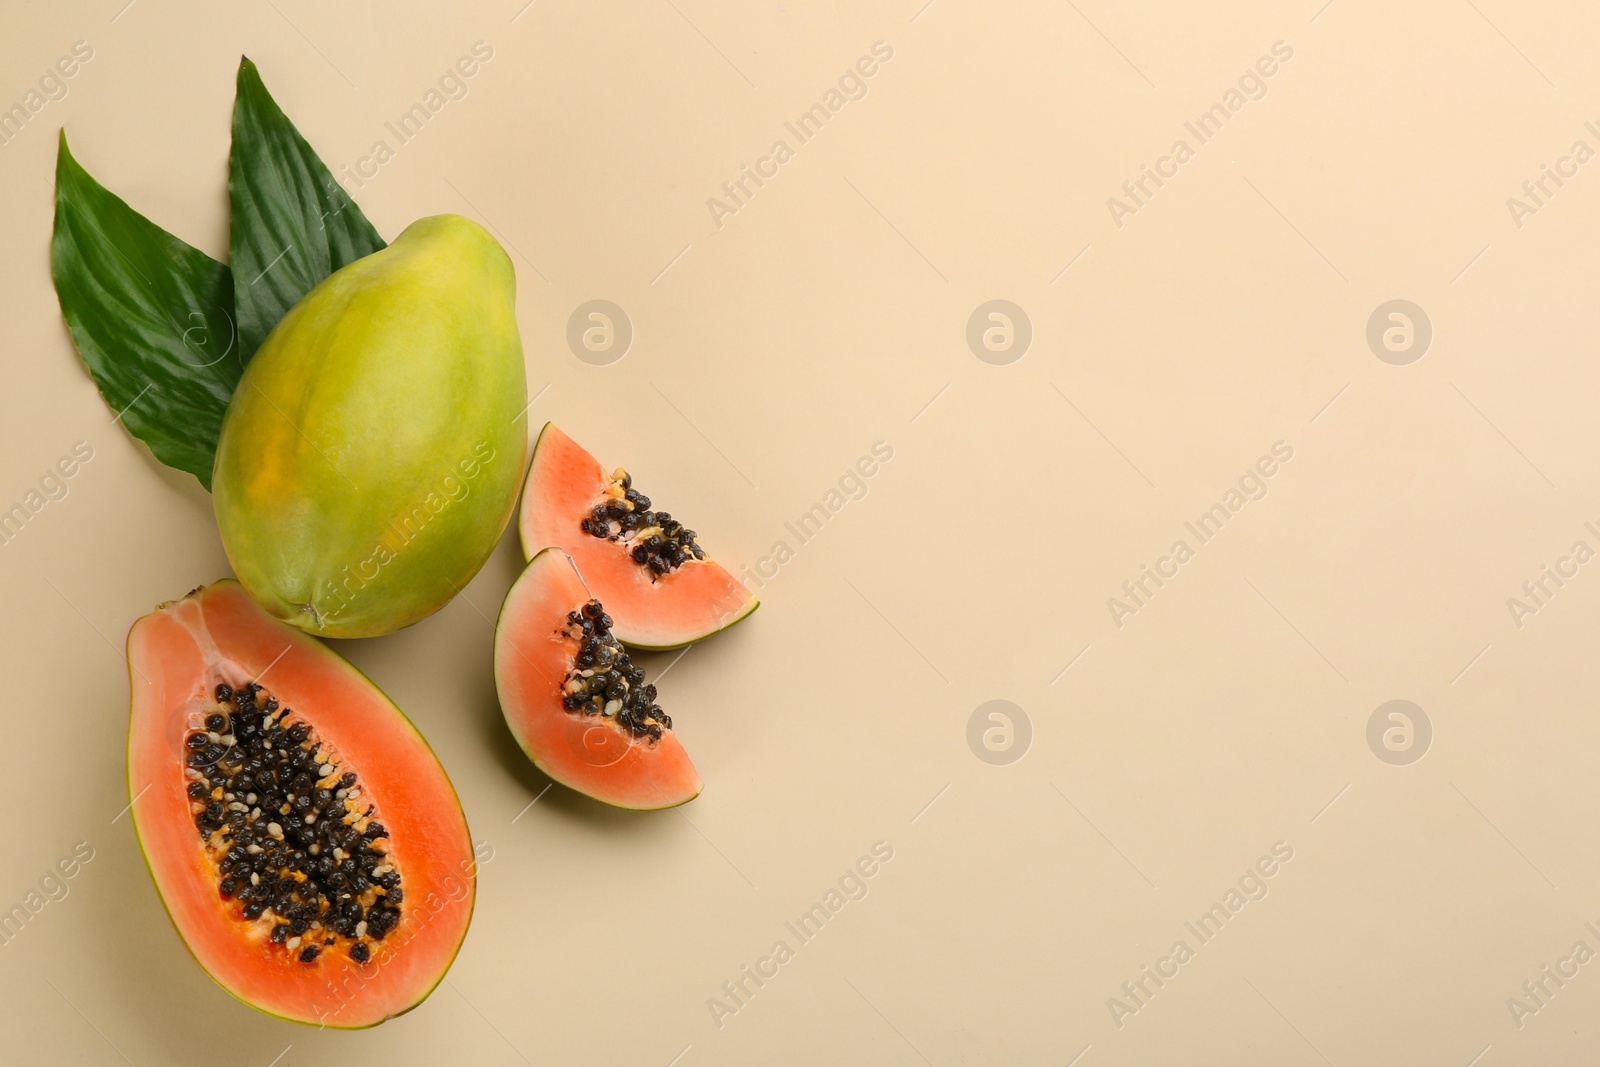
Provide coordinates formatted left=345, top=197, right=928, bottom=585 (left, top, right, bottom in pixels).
left=558, top=600, right=671, bottom=740
left=187, top=681, right=403, bottom=964
left=579, top=468, right=705, bottom=577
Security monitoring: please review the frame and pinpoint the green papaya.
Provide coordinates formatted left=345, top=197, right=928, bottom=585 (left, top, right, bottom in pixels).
left=214, top=214, right=527, bottom=638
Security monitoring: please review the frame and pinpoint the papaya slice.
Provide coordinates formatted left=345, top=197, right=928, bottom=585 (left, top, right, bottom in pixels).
left=495, top=548, right=702, bottom=809
left=126, top=580, right=474, bottom=1028
left=517, top=423, right=757, bottom=649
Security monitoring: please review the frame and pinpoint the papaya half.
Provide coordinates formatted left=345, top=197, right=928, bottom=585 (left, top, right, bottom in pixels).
left=213, top=214, right=527, bottom=639
left=126, top=580, right=475, bottom=1027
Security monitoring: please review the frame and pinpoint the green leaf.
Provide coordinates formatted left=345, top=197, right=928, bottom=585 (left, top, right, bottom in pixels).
left=51, top=59, right=385, bottom=491
left=229, top=56, right=385, bottom=360
left=52, top=131, right=240, bottom=490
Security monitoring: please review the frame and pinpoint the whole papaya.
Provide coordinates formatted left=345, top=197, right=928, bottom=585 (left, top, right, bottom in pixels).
left=214, top=214, right=527, bottom=638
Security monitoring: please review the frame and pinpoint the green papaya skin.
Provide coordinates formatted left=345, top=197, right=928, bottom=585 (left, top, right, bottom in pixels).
left=214, top=214, right=527, bottom=638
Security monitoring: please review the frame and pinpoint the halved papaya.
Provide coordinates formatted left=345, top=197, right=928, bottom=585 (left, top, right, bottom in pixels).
left=126, top=580, right=474, bottom=1028
left=517, top=423, right=757, bottom=649
left=495, top=548, right=702, bottom=809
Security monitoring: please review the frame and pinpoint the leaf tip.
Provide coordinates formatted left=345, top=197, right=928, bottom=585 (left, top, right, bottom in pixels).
left=54, top=128, right=79, bottom=186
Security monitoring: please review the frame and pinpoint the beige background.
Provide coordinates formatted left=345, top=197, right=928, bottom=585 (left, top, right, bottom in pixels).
left=3, top=0, right=1599, bottom=1063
